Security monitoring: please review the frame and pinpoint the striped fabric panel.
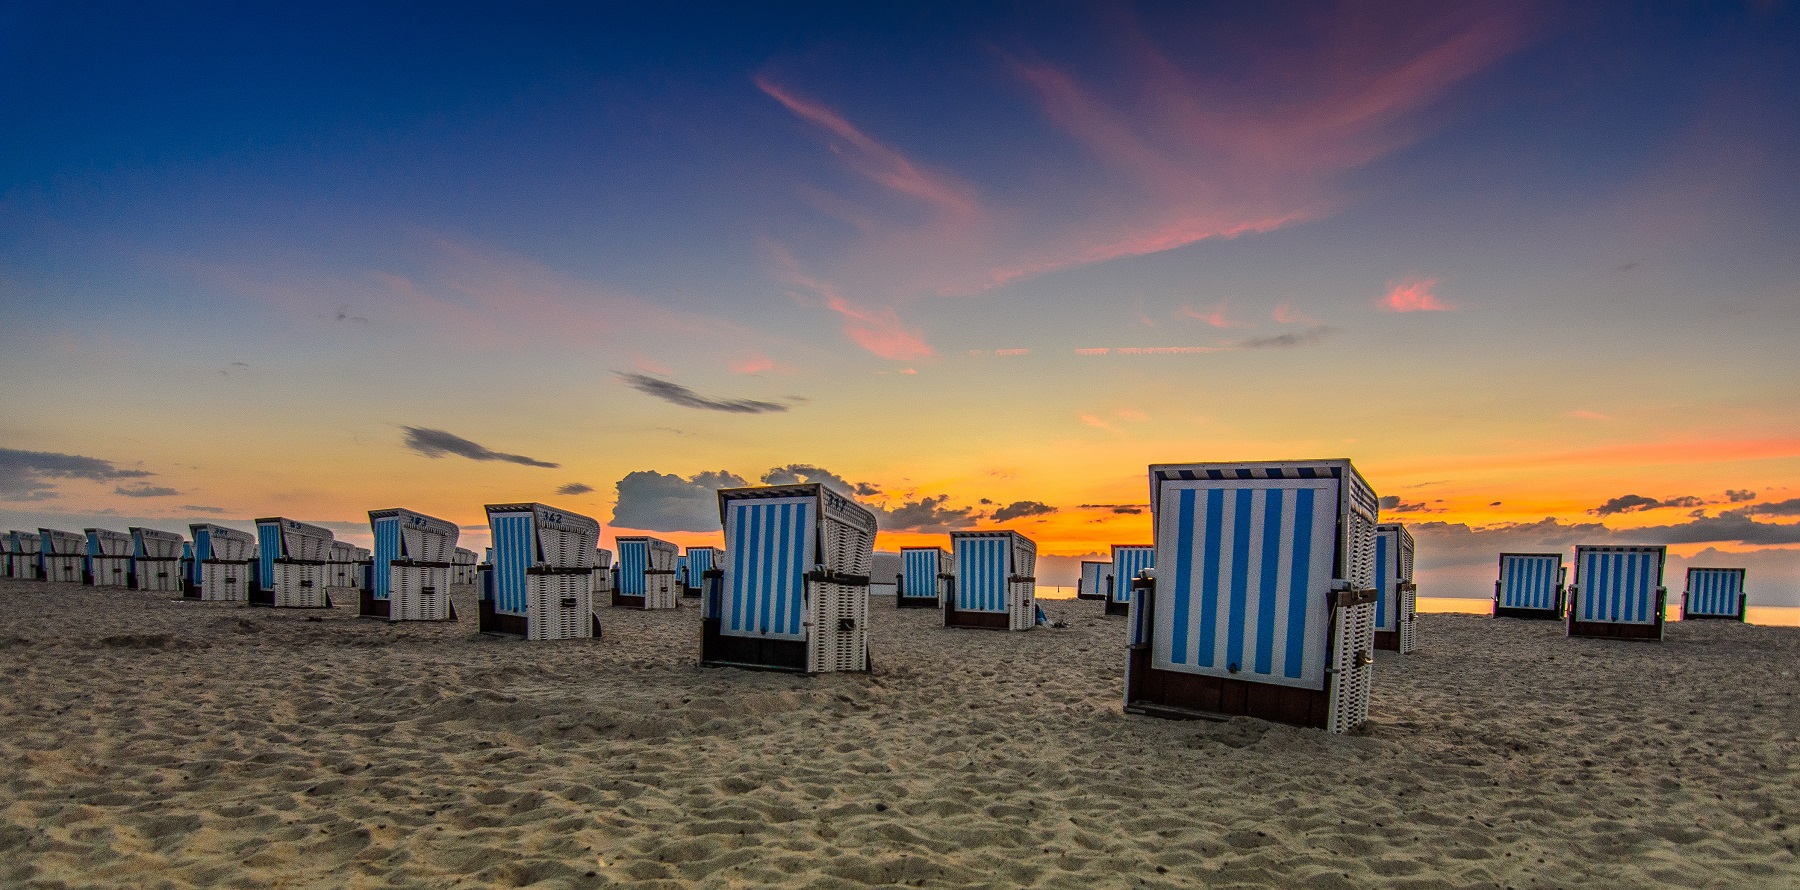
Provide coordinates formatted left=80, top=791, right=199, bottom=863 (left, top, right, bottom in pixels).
left=1499, top=555, right=1560, bottom=610
left=1577, top=549, right=1661, bottom=624
left=1110, top=546, right=1154, bottom=605
left=902, top=548, right=939, bottom=599
left=688, top=548, right=715, bottom=581
left=618, top=541, right=647, bottom=595
left=955, top=537, right=1010, bottom=612
left=724, top=497, right=813, bottom=640
left=371, top=515, right=401, bottom=600
left=255, top=522, right=281, bottom=591
left=1151, top=479, right=1338, bottom=689
left=489, top=513, right=534, bottom=615
left=1081, top=562, right=1109, bottom=598
left=189, top=529, right=211, bottom=585
left=1687, top=569, right=1743, bottom=616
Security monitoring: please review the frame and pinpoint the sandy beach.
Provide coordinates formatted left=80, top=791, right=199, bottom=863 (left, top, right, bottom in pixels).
left=1, top=578, right=1795, bottom=889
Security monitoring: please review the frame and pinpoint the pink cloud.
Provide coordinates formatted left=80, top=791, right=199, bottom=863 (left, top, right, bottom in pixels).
left=1381, top=275, right=1453, bottom=312
left=731, top=354, right=788, bottom=375
left=1179, top=301, right=1248, bottom=328
left=1079, top=413, right=1111, bottom=429
left=770, top=244, right=933, bottom=361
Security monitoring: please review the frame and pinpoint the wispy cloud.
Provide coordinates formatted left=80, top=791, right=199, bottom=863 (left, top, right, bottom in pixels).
left=617, top=373, right=791, bottom=414
left=183, top=504, right=228, bottom=514
left=115, top=485, right=179, bottom=498
left=1381, top=276, right=1453, bottom=312
left=401, top=427, right=560, bottom=468
left=0, top=448, right=154, bottom=501
left=556, top=483, right=595, bottom=496
left=770, top=245, right=934, bottom=360
left=992, top=500, right=1057, bottom=522
left=1179, top=301, right=1248, bottom=328
left=1226, top=325, right=1338, bottom=349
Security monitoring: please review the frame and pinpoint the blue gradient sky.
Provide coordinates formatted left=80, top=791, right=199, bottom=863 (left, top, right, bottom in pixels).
left=4, top=2, right=1798, bottom=601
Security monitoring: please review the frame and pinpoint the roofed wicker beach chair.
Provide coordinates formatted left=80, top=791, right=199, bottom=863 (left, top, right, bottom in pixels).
left=1681, top=567, right=1746, bottom=622
left=1125, top=459, right=1380, bottom=733
left=946, top=530, right=1037, bottom=631
left=1105, top=544, right=1153, bottom=617
left=1567, top=544, right=1667, bottom=641
left=1373, top=523, right=1418, bottom=653
left=701, top=483, right=877, bottom=673
left=1494, top=553, right=1565, bottom=620
left=83, top=528, right=134, bottom=587
left=254, top=517, right=336, bottom=608
left=188, top=523, right=255, bottom=601
left=1077, top=559, right=1110, bottom=601
left=614, top=536, right=680, bottom=610
left=368, top=508, right=461, bottom=621
left=482, top=503, right=602, bottom=640
left=899, top=546, right=949, bottom=609
left=38, top=528, right=86, bottom=584
left=129, top=527, right=185, bottom=593
left=683, top=546, right=720, bottom=598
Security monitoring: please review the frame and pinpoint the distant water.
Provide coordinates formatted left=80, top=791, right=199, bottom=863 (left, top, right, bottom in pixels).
left=1419, top=596, right=1800, bottom=628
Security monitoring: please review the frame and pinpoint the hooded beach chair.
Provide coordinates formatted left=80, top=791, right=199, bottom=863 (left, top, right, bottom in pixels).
left=1373, top=523, right=1418, bottom=653
left=482, top=502, right=602, bottom=640
left=325, top=542, right=359, bottom=591
left=129, top=528, right=185, bottom=592
left=0, top=533, right=13, bottom=579
left=1681, top=567, right=1746, bottom=621
left=591, top=548, right=614, bottom=596
left=614, top=536, right=680, bottom=609
left=899, top=546, right=949, bottom=609
left=1494, top=553, right=1565, bottom=619
left=6, top=530, right=40, bottom=579
left=701, top=483, right=877, bottom=673
left=84, top=528, right=134, bottom=587
left=38, top=529, right=85, bottom=584
left=188, top=523, right=256, bottom=601
left=1568, top=544, right=1667, bottom=641
left=255, top=517, right=336, bottom=608
left=368, top=508, right=461, bottom=621
left=1105, top=545, right=1154, bottom=617
left=1077, top=560, right=1110, bottom=601
left=946, top=530, right=1037, bottom=631
left=684, top=546, right=720, bottom=598
left=1125, top=459, right=1380, bottom=733
left=453, top=547, right=479, bottom=585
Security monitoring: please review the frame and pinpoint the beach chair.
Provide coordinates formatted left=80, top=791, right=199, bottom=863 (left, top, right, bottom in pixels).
left=590, top=548, right=615, bottom=596
left=84, top=528, right=134, bottom=587
left=453, top=547, right=479, bottom=585
left=187, top=523, right=256, bottom=601
left=1373, top=523, right=1418, bottom=653
left=1125, top=459, right=1380, bottom=733
left=255, top=518, right=336, bottom=608
left=899, top=546, right=949, bottom=609
left=1567, top=544, right=1667, bottom=641
left=0, top=533, right=12, bottom=579
left=684, top=547, right=721, bottom=598
left=1494, top=553, right=1565, bottom=619
left=614, top=536, right=680, bottom=610
left=482, top=502, right=602, bottom=640
left=1681, top=567, right=1746, bottom=621
left=38, top=529, right=85, bottom=584
left=128, top=528, right=185, bottom=592
left=6, top=530, right=40, bottom=579
left=324, top=542, right=359, bottom=592
left=1106, top=545, right=1154, bottom=617
left=368, top=508, right=460, bottom=621
left=701, top=483, right=876, bottom=673
left=946, top=530, right=1037, bottom=631
left=1077, top=560, right=1110, bottom=601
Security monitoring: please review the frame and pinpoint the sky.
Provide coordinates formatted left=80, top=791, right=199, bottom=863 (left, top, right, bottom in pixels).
left=3, top=1, right=1799, bottom=603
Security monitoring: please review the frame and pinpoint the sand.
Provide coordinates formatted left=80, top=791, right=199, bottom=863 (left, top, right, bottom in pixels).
left=1, top=579, right=1795, bottom=889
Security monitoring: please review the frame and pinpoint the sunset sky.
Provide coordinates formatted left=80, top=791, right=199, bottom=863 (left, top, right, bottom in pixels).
left=4, top=2, right=1798, bottom=602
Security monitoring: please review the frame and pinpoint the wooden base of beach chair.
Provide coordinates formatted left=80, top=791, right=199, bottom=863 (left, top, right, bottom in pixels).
left=611, top=592, right=646, bottom=609
left=700, top=616, right=810, bottom=673
left=477, top=598, right=528, bottom=636
left=895, top=595, right=937, bottom=609
left=1567, top=617, right=1663, bottom=641
left=359, top=589, right=389, bottom=618
left=1076, top=592, right=1106, bottom=601
left=1125, top=646, right=1331, bottom=729
left=1494, top=605, right=1563, bottom=620
left=1680, top=611, right=1744, bottom=621
left=1103, top=599, right=1130, bottom=617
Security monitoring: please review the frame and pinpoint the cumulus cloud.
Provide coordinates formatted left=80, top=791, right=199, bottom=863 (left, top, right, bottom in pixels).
left=882, top=495, right=980, bottom=533
left=556, top=483, right=595, bottom=496
left=1739, top=497, right=1800, bottom=517
left=760, top=464, right=854, bottom=492
left=1592, top=494, right=1704, bottom=516
left=992, top=501, right=1057, bottom=522
left=1725, top=489, right=1757, bottom=503
left=0, top=448, right=155, bottom=501
left=617, top=373, right=790, bottom=414
left=115, top=485, right=179, bottom=498
left=402, top=427, right=559, bottom=468
left=611, top=470, right=750, bottom=532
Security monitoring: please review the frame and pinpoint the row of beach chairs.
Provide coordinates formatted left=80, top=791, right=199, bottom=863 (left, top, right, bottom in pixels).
left=0, top=458, right=1752, bottom=733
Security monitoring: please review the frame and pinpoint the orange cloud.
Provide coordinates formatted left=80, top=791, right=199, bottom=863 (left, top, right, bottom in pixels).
left=1179, top=301, right=1247, bottom=328
left=770, top=245, right=933, bottom=361
left=1382, top=276, right=1452, bottom=312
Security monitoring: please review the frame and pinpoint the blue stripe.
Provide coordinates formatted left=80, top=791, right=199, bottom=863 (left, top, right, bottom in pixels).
left=372, top=516, right=399, bottom=600
left=1168, top=489, right=1196, bottom=665
left=257, top=522, right=280, bottom=591
left=1225, top=488, right=1252, bottom=671
left=788, top=503, right=809, bottom=634
left=730, top=508, right=750, bottom=631
left=1253, top=488, right=1282, bottom=674
left=756, top=505, right=777, bottom=631
left=1284, top=488, right=1314, bottom=680
left=1375, top=533, right=1390, bottom=630
left=1197, top=488, right=1224, bottom=667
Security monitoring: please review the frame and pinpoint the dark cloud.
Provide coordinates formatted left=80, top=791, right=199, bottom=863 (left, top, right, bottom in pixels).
left=1228, top=325, right=1337, bottom=350
left=1725, top=489, right=1756, bottom=503
left=1631, top=513, right=1800, bottom=546
left=1742, top=497, right=1800, bottom=517
left=1379, top=496, right=1400, bottom=510
left=611, top=470, right=750, bottom=532
left=854, top=482, right=882, bottom=498
left=618, top=373, right=789, bottom=414
left=0, top=448, right=155, bottom=501
left=1383, top=499, right=1436, bottom=514
left=401, top=427, right=559, bottom=468
left=557, top=482, right=595, bottom=496
left=761, top=464, right=854, bottom=492
left=882, top=495, right=979, bottom=533
left=333, top=305, right=369, bottom=324
left=1079, top=503, right=1145, bottom=515
left=183, top=504, right=228, bottom=514
left=116, top=485, right=179, bottom=498
left=993, top=501, right=1057, bottom=522
left=1593, top=493, right=1704, bottom=516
